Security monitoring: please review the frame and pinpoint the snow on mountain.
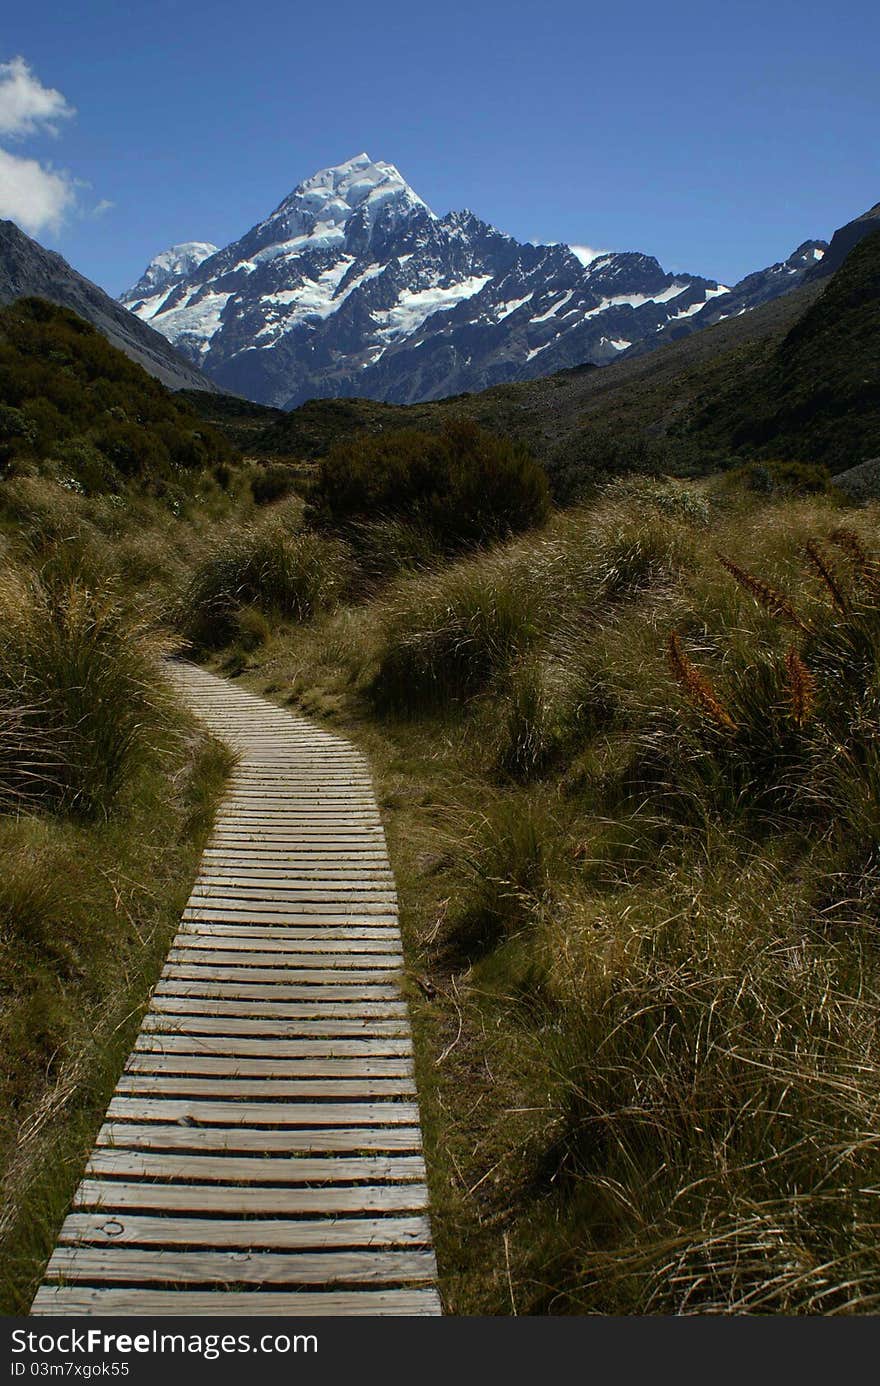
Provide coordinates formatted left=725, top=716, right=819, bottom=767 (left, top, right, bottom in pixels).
left=119, top=154, right=826, bottom=408
left=123, top=241, right=219, bottom=314
left=620, top=239, right=829, bottom=360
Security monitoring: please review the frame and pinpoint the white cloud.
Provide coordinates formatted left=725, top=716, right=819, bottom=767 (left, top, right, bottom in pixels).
left=0, top=56, right=74, bottom=138
left=570, top=245, right=609, bottom=267
left=0, top=146, right=77, bottom=234
left=91, top=198, right=115, bottom=218
left=0, top=57, right=81, bottom=235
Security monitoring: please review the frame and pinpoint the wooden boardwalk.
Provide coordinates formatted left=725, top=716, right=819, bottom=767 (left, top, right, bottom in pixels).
left=32, top=663, right=440, bottom=1316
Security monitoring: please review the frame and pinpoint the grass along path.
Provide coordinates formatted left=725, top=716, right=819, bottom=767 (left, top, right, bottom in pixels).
left=221, top=481, right=880, bottom=1314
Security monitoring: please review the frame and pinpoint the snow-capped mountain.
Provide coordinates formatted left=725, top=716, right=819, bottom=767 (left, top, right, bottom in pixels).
left=120, top=154, right=826, bottom=408
left=124, top=242, right=219, bottom=313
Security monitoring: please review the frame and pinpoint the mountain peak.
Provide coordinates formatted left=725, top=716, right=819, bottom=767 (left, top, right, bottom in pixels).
left=271, top=154, right=432, bottom=230
left=123, top=241, right=218, bottom=307
left=118, top=153, right=832, bottom=410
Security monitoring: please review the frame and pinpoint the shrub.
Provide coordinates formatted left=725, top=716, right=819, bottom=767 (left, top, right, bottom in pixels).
left=183, top=525, right=350, bottom=649
left=725, top=459, right=835, bottom=497
left=545, top=428, right=673, bottom=506
left=251, top=463, right=298, bottom=506
left=307, top=420, right=549, bottom=552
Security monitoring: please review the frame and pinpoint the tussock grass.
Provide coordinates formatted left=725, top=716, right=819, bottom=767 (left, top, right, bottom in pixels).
left=369, top=549, right=544, bottom=713
left=0, top=564, right=172, bottom=818
left=183, top=522, right=351, bottom=649
left=231, top=476, right=880, bottom=1315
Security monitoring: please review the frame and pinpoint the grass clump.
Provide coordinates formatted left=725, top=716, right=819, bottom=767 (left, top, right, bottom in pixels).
left=0, top=565, right=170, bottom=818
left=183, top=523, right=351, bottom=649
left=450, top=794, right=570, bottom=958
left=369, top=549, right=543, bottom=713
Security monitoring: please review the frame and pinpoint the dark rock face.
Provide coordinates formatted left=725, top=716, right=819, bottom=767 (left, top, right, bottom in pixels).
left=833, top=456, right=880, bottom=502
left=804, top=202, right=880, bottom=282
left=620, top=240, right=829, bottom=360
left=0, top=220, right=217, bottom=393
left=118, top=153, right=836, bottom=409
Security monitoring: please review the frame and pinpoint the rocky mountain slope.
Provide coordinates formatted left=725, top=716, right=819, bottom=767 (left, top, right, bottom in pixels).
left=0, top=220, right=217, bottom=393
left=122, top=154, right=827, bottom=408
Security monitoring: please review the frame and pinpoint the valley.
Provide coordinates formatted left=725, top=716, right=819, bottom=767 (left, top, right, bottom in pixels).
left=1, top=218, right=879, bottom=1312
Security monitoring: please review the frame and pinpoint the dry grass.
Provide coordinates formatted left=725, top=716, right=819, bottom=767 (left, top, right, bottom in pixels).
left=227, top=477, right=880, bottom=1315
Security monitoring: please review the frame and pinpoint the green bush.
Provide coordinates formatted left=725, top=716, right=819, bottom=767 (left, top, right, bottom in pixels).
left=545, top=428, right=673, bottom=506
left=307, top=420, right=549, bottom=552
left=251, top=463, right=298, bottom=506
left=725, top=459, right=836, bottom=497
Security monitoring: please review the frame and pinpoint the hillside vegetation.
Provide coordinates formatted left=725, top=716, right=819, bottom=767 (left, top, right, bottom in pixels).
left=695, top=229, right=880, bottom=469
left=0, top=298, right=234, bottom=495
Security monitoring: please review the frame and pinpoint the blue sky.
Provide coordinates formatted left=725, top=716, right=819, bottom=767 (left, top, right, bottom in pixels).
left=2, top=0, right=878, bottom=295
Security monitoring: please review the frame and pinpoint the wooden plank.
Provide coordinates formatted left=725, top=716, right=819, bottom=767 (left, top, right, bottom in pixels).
left=197, top=864, right=394, bottom=877
left=207, top=826, right=385, bottom=837
left=124, top=1056, right=413, bottom=1077
left=222, top=797, right=377, bottom=808
left=46, top=1247, right=437, bottom=1286
left=96, top=1124, right=422, bottom=1153
left=143, top=1015, right=409, bottom=1037
left=134, top=1035, right=412, bottom=1058
left=73, top=1181, right=429, bottom=1214
left=181, top=909, right=399, bottom=926
left=58, top=1213, right=432, bottom=1249
left=85, top=1151, right=426, bottom=1183
left=172, top=938, right=402, bottom=956
left=216, top=810, right=378, bottom=818
left=189, top=885, right=397, bottom=902
left=149, top=997, right=407, bottom=1018
left=176, top=923, right=400, bottom=940
left=161, top=966, right=403, bottom=983
left=195, top=874, right=394, bottom=888
left=153, top=980, right=402, bottom=1001
left=105, top=1098, right=420, bottom=1126
left=32, top=1286, right=441, bottom=1315
left=114, top=1076, right=417, bottom=1098
left=166, top=952, right=403, bottom=970
left=200, top=851, right=390, bottom=865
